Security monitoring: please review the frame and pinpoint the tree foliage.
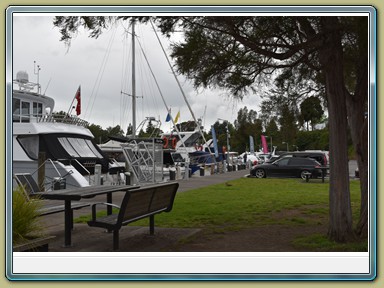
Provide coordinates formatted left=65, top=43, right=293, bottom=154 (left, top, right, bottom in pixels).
left=279, top=104, right=298, bottom=145
left=211, top=120, right=234, bottom=149
left=232, top=107, right=262, bottom=153
left=300, top=96, right=324, bottom=130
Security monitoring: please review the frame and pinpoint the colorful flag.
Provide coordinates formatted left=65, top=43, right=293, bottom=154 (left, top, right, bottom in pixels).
left=165, top=112, right=171, bottom=122
left=261, top=135, right=269, bottom=153
left=75, top=86, right=81, bottom=116
left=174, top=110, right=180, bottom=123
left=249, top=136, right=255, bottom=154
left=211, top=126, right=219, bottom=158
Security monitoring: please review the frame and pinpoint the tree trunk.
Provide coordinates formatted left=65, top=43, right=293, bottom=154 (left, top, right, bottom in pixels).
left=346, top=61, right=369, bottom=237
left=318, top=17, right=354, bottom=242
left=346, top=97, right=368, bottom=238
left=355, top=118, right=369, bottom=238
left=345, top=17, right=369, bottom=239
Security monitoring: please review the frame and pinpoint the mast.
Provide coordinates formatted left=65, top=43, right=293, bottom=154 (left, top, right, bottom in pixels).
left=131, top=20, right=136, bottom=137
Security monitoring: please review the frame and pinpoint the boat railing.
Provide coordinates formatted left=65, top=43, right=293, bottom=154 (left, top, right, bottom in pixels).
left=33, top=158, right=92, bottom=190
left=71, top=159, right=92, bottom=184
left=29, top=158, right=63, bottom=191
left=13, top=113, right=89, bottom=127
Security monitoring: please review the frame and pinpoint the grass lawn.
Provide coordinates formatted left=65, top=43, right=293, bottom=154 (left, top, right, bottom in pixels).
left=75, top=178, right=367, bottom=251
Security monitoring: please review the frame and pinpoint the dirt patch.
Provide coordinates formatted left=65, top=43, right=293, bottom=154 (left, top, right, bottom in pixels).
left=172, top=206, right=329, bottom=252
left=47, top=222, right=328, bottom=252
left=271, top=205, right=328, bottom=225
left=47, top=207, right=330, bottom=252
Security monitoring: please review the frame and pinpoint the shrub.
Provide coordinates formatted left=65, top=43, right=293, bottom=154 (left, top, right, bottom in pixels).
left=12, top=185, right=45, bottom=244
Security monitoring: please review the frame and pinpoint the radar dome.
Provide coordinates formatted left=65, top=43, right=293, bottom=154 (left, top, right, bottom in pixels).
left=16, top=71, right=29, bottom=83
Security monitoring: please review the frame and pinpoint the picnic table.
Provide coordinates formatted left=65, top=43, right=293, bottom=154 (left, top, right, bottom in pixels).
left=303, top=166, right=329, bottom=183
left=35, top=185, right=138, bottom=247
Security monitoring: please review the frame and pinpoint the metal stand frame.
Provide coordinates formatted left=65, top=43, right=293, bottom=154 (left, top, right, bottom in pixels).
left=121, top=138, right=164, bottom=185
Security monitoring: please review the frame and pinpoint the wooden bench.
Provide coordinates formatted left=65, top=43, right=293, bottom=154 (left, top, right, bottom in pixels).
left=13, top=173, right=90, bottom=217
left=87, top=182, right=179, bottom=250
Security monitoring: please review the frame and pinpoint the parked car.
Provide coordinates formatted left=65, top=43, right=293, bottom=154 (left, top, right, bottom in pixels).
left=304, top=150, right=330, bottom=164
left=266, top=151, right=329, bottom=166
left=250, top=157, right=323, bottom=179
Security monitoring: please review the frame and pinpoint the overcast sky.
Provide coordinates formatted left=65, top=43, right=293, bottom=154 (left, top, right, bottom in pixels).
left=13, top=15, right=261, bottom=134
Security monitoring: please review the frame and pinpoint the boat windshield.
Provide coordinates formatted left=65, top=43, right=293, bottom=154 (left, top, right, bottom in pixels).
left=182, top=132, right=201, bottom=147
left=58, top=137, right=103, bottom=158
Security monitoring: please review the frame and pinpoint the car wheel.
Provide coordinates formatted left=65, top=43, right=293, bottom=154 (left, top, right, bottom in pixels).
left=255, top=168, right=266, bottom=178
left=300, top=170, right=311, bottom=180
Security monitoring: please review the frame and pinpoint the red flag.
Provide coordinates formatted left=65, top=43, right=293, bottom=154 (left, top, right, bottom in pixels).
left=261, top=135, right=269, bottom=154
left=75, top=86, right=81, bottom=116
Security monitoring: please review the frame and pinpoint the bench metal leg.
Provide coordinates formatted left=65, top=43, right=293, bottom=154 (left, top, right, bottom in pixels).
left=70, top=209, right=74, bottom=230
left=113, top=230, right=119, bottom=250
left=150, top=215, right=155, bottom=235
left=64, top=200, right=72, bottom=247
left=107, top=192, right=112, bottom=215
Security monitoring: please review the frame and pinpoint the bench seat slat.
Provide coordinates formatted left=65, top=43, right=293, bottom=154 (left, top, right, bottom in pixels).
left=88, top=214, right=119, bottom=229
left=88, top=207, right=169, bottom=229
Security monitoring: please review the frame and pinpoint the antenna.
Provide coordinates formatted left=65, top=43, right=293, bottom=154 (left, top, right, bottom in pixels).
left=43, top=78, right=52, bottom=95
left=34, top=61, right=41, bottom=93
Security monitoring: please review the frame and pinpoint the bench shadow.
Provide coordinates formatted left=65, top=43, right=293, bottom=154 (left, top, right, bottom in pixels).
left=47, top=224, right=201, bottom=252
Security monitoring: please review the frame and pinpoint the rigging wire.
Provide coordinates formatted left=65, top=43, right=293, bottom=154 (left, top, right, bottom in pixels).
left=84, top=26, right=118, bottom=122
left=120, top=24, right=167, bottom=136
left=135, top=24, right=163, bottom=134
left=149, top=20, right=215, bottom=161
left=135, top=35, right=188, bottom=151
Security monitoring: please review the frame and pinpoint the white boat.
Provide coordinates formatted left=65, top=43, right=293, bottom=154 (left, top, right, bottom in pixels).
left=12, top=70, right=109, bottom=190
left=161, top=123, right=214, bottom=166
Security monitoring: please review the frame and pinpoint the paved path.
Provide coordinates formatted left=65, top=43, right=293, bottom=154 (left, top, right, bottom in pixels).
left=177, top=169, right=249, bottom=192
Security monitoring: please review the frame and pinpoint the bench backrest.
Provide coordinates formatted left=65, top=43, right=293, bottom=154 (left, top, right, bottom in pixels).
left=118, top=182, right=179, bottom=224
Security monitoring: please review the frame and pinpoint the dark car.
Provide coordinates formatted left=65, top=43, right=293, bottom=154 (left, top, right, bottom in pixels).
left=250, top=157, right=323, bottom=179
left=266, top=151, right=328, bottom=166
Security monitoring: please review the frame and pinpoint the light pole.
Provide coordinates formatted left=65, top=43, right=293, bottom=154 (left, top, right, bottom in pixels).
left=282, top=142, right=289, bottom=152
